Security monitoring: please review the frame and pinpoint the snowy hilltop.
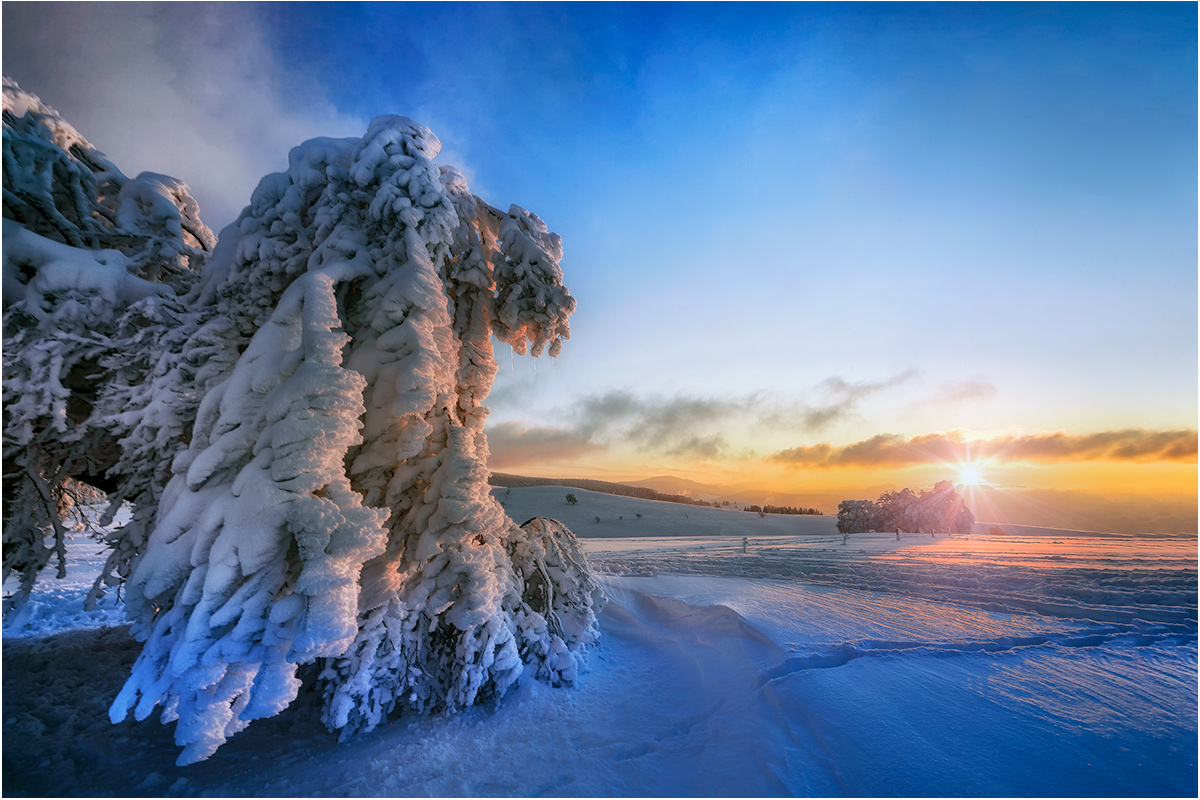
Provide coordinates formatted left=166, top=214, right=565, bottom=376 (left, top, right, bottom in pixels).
left=2, top=78, right=598, bottom=765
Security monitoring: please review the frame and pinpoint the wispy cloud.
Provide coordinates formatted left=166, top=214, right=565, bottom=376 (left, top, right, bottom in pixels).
left=925, top=376, right=998, bottom=405
left=487, top=389, right=745, bottom=464
left=486, top=422, right=605, bottom=469
left=570, top=391, right=739, bottom=459
left=759, top=369, right=921, bottom=432
left=796, top=371, right=916, bottom=431
left=770, top=429, right=1199, bottom=468
left=2, top=3, right=366, bottom=228
left=488, top=368, right=1000, bottom=466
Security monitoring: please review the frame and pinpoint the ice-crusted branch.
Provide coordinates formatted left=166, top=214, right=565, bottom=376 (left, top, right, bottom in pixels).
left=3, top=76, right=218, bottom=614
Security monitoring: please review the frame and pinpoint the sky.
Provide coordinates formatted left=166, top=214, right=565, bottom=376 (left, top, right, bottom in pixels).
left=3, top=2, right=1196, bottom=531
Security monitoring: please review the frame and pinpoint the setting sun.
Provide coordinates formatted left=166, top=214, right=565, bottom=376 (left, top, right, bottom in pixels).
left=958, top=466, right=984, bottom=486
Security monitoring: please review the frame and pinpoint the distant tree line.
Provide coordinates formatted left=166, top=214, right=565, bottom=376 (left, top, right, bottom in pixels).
left=742, top=504, right=823, bottom=516
left=836, top=481, right=974, bottom=534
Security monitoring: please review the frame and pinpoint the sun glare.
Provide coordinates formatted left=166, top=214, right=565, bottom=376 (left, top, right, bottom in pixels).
left=958, top=466, right=984, bottom=486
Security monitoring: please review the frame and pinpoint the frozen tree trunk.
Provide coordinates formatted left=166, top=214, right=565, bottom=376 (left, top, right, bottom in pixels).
left=4, top=83, right=599, bottom=765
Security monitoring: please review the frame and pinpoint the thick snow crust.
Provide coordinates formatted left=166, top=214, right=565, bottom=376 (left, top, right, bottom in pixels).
left=4, top=489, right=1195, bottom=797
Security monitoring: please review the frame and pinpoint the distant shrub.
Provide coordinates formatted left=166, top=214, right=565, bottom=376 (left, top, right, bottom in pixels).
left=565, top=493, right=578, bottom=505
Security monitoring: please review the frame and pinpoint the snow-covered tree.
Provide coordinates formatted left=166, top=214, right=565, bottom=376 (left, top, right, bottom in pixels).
left=4, top=82, right=599, bottom=765
left=836, top=499, right=880, bottom=533
left=911, top=480, right=975, bottom=534
left=877, top=487, right=920, bottom=532
left=839, top=482, right=974, bottom=536
left=2, top=78, right=215, bottom=614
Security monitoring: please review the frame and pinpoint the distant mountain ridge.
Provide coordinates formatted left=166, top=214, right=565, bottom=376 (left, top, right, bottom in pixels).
left=625, top=475, right=849, bottom=515
left=624, top=475, right=727, bottom=500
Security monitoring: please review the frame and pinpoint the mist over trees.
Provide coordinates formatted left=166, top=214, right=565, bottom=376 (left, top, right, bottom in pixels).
left=836, top=481, right=975, bottom=535
left=2, top=78, right=600, bottom=764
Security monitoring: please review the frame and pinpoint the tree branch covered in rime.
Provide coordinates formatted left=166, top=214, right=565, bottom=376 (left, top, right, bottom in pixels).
left=2, top=77, right=215, bottom=616
left=3, top=81, right=597, bottom=766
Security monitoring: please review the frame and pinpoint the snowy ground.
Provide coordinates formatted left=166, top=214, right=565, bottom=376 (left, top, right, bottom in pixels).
left=4, top=488, right=1196, bottom=797
left=493, top=484, right=840, bottom=538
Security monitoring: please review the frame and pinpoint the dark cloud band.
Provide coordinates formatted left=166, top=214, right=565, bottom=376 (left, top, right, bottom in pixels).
left=770, top=429, right=1199, bottom=467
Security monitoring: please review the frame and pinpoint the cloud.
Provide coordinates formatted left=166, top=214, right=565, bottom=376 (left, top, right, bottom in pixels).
left=488, top=389, right=746, bottom=463
left=664, top=434, right=731, bottom=460
left=2, top=3, right=367, bottom=228
left=488, top=369, right=984, bottom=466
left=484, top=370, right=1000, bottom=469
left=486, top=422, right=605, bottom=469
left=770, top=429, right=1199, bottom=468
left=926, top=377, right=998, bottom=405
left=750, top=369, right=923, bottom=432
left=569, top=390, right=740, bottom=459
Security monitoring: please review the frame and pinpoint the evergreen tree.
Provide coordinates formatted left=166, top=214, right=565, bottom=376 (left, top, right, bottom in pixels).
left=2, top=78, right=215, bottom=614
left=3, top=83, right=599, bottom=765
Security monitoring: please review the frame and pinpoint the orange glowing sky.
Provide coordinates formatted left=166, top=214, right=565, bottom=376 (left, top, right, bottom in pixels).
left=7, top=4, right=1192, bottom=532
left=484, top=427, right=1197, bottom=534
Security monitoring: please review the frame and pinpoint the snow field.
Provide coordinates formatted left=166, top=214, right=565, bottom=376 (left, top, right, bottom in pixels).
left=3, top=488, right=1197, bottom=796
left=494, top=484, right=839, bottom=538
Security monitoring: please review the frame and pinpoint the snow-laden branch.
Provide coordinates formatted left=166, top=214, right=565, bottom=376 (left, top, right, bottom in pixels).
left=3, top=80, right=598, bottom=765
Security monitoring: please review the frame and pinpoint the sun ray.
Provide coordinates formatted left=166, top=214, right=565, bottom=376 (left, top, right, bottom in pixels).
left=958, top=466, right=984, bottom=486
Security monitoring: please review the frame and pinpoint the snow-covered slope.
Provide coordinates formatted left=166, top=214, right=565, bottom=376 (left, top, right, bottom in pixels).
left=493, top=484, right=836, bottom=538
left=4, top=494, right=1196, bottom=797
left=495, top=484, right=1144, bottom=540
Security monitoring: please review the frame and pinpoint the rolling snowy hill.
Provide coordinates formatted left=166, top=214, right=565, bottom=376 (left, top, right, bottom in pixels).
left=493, top=485, right=835, bottom=538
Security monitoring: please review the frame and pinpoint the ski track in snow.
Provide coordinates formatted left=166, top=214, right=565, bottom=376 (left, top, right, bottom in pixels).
left=3, top=498, right=1197, bottom=797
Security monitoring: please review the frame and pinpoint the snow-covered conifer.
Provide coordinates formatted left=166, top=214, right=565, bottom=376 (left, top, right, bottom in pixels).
left=2, top=77, right=213, bottom=289
left=2, top=78, right=217, bottom=614
left=913, top=480, right=975, bottom=534
left=5, top=83, right=597, bottom=764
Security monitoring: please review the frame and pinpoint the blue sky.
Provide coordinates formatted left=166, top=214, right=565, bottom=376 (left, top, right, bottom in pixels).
left=4, top=2, right=1196, bottom=514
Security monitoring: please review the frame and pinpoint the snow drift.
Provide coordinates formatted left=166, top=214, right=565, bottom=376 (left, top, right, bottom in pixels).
left=2, top=79, right=598, bottom=764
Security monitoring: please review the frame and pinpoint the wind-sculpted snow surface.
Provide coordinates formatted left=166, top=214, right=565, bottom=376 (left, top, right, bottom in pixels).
left=4, top=83, right=596, bottom=765
left=3, top=528, right=1194, bottom=796
left=590, top=533, right=1198, bottom=629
